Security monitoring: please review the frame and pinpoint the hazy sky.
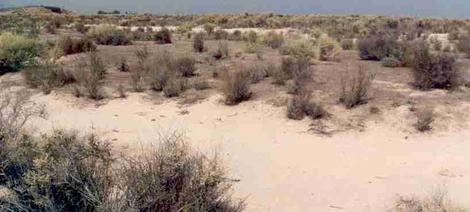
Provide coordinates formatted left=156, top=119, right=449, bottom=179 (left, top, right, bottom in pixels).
left=4, top=0, right=470, bottom=18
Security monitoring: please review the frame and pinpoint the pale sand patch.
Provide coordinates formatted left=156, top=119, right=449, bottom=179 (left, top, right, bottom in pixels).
left=27, top=92, right=470, bottom=212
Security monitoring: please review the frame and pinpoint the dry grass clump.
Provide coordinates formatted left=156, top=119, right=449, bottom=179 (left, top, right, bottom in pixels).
left=154, top=27, right=172, bottom=44
left=117, top=57, right=130, bottom=72
left=54, top=35, right=96, bottom=57
left=247, top=63, right=272, bottom=84
left=411, top=42, right=459, bottom=90
left=222, top=70, right=252, bottom=105
left=381, top=56, right=401, bottom=68
left=193, top=32, right=205, bottom=52
left=263, top=31, right=285, bottom=49
left=287, top=93, right=327, bottom=120
left=87, top=24, right=131, bottom=45
left=213, top=29, right=229, bottom=40
left=392, top=189, right=465, bottom=212
left=414, top=107, right=434, bottom=132
left=339, top=66, right=374, bottom=109
left=0, top=33, right=40, bottom=73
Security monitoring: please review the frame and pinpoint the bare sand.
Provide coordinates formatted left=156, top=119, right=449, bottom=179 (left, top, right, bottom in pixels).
left=25, top=90, right=470, bottom=212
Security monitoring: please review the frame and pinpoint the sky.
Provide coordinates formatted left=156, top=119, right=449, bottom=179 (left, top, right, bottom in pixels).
left=3, top=0, right=470, bottom=18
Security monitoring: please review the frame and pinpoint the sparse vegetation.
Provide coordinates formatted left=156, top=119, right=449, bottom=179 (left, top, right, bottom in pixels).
left=213, top=41, right=230, bottom=60
left=174, top=56, right=196, bottom=77
left=263, top=31, right=284, bottom=49
left=392, top=188, right=465, bottom=212
left=287, top=93, right=327, bottom=120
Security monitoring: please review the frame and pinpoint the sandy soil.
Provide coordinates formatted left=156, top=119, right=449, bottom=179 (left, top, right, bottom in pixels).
left=20, top=88, right=470, bottom=212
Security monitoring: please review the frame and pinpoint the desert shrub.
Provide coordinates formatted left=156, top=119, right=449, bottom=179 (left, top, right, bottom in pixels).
left=118, top=134, right=244, bottom=212
left=54, top=35, right=96, bottom=57
left=192, top=78, right=210, bottom=90
left=358, top=35, right=404, bottom=62
left=154, top=27, right=172, bottom=44
left=339, top=67, right=374, bottom=109
left=456, top=35, right=470, bottom=57
left=381, top=57, right=401, bottom=68
left=246, top=31, right=258, bottom=43
left=340, top=39, right=354, bottom=50
left=411, top=42, right=459, bottom=90
left=280, top=56, right=311, bottom=81
left=213, top=41, right=230, bottom=60
left=174, top=56, right=196, bottom=77
left=23, top=61, right=69, bottom=94
left=318, top=35, right=342, bottom=61
left=263, top=31, right=284, bottom=49
left=163, top=77, right=187, bottom=97
left=148, top=51, right=176, bottom=91
left=247, top=63, right=271, bottom=84
left=415, top=107, right=434, bottom=132
left=116, top=84, right=126, bottom=98
left=87, top=25, right=131, bottom=46
left=1, top=128, right=243, bottom=211
left=0, top=130, right=114, bottom=212
left=222, top=70, right=252, bottom=105
left=289, top=58, right=313, bottom=95
left=0, top=33, right=40, bottom=73
left=287, top=93, right=326, bottom=120
left=229, top=30, right=243, bottom=41
left=193, top=32, right=205, bottom=52
left=214, top=29, right=229, bottom=40
left=74, top=22, right=88, bottom=33
left=117, top=57, right=130, bottom=72
left=73, top=52, right=106, bottom=99
left=279, top=39, right=316, bottom=59
left=203, top=23, right=216, bottom=35
left=243, top=42, right=262, bottom=54
left=130, top=68, right=146, bottom=92
left=392, top=189, right=464, bottom=212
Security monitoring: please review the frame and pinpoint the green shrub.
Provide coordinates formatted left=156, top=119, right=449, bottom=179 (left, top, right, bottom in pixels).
left=193, top=32, right=205, bottom=52
left=203, top=23, right=216, bottom=35
left=154, top=27, right=172, bottom=44
left=222, top=70, right=252, bottom=105
left=87, top=25, right=131, bottom=46
left=247, top=63, right=271, bottom=84
left=0, top=33, right=40, bottom=73
left=246, top=31, right=258, bottom=43
left=339, top=67, right=374, bottom=109
left=411, top=42, right=459, bottom=90
left=229, top=30, right=243, bottom=41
